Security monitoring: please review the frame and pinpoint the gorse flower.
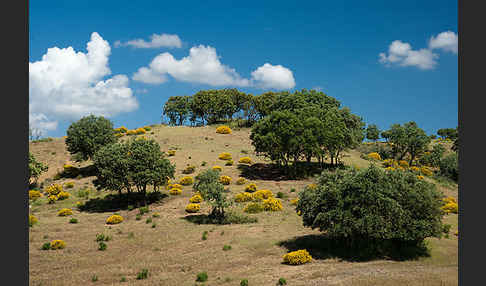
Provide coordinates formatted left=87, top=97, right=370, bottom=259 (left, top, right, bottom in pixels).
left=50, top=240, right=66, bottom=250
left=106, top=214, right=124, bottom=224
left=57, top=191, right=70, bottom=200
left=212, top=166, right=222, bottom=172
left=57, top=208, right=73, bottom=216
left=189, top=194, right=203, bottom=203
left=290, top=198, right=299, bottom=206
left=169, top=188, right=182, bottom=195
left=185, top=203, right=200, bottom=213
left=29, top=190, right=42, bottom=200
left=263, top=198, right=283, bottom=211
left=244, top=183, right=257, bottom=193
left=234, top=192, right=253, bottom=203
left=218, top=152, right=232, bottom=160
left=243, top=202, right=264, bottom=213
left=179, top=176, right=194, bottom=186
left=238, top=157, right=252, bottom=164
left=219, top=175, right=232, bottom=185
left=29, top=214, right=38, bottom=227
left=216, top=125, right=232, bottom=134
left=236, top=178, right=247, bottom=185
left=45, top=184, right=63, bottom=196
left=282, top=249, right=312, bottom=265
left=251, top=190, right=273, bottom=201
left=367, top=152, right=382, bottom=161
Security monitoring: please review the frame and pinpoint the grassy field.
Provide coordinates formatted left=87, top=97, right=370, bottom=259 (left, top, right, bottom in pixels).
left=29, top=125, right=458, bottom=286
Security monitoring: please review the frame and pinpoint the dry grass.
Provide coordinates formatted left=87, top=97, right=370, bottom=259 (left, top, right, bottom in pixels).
left=29, top=125, right=458, bottom=285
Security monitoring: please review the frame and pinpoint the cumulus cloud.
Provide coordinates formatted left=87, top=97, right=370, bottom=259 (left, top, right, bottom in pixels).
left=379, top=31, right=458, bottom=70
left=428, top=31, right=458, bottom=54
left=115, top=33, right=182, bottom=49
left=379, top=40, right=439, bottom=70
left=132, top=45, right=295, bottom=89
left=29, top=32, right=139, bottom=134
left=251, top=63, right=295, bottom=89
left=29, top=113, right=58, bottom=136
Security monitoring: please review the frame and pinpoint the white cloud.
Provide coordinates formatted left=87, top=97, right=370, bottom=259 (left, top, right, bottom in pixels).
left=132, top=45, right=250, bottom=86
left=115, top=33, right=182, bottom=49
left=133, top=45, right=295, bottom=89
left=251, top=63, right=295, bottom=89
left=428, top=31, right=458, bottom=54
left=29, top=32, right=139, bottom=134
left=29, top=113, right=58, bottom=136
left=379, top=40, right=438, bottom=70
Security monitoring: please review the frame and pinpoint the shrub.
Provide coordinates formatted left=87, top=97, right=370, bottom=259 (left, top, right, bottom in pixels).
left=234, top=192, right=253, bottom=203
left=417, top=175, right=425, bottom=180
left=45, top=184, right=63, bottom=196
left=438, top=153, right=458, bottom=182
left=201, top=161, right=207, bottom=166
left=441, top=198, right=458, bottom=214
left=236, top=178, right=246, bottom=185
left=136, top=269, right=149, bottom=280
left=282, top=249, right=312, bottom=265
left=29, top=214, right=38, bottom=227
left=50, top=240, right=66, bottom=250
left=98, top=241, right=107, bottom=251
left=146, top=218, right=152, bottom=224
left=263, top=198, right=283, bottom=211
left=29, top=190, right=42, bottom=200
left=189, top=194, right=204, bottom=203
left=202, top=230, right=208, bottom=240
left=167, top=150, right=176, bottom=156
left=185, top=203, right=201, bottom=213
left=152, top=212, right=160, bottom=218
left=398, top=160, right=409, bottom=168
left=382, top=159, right=398, bottom=168
left=238, top=157, right=252, bottom=164
left=143, top=126, right=152, bottom=131
left=218, top=152, right=232, bottom=160
left=297, top=165, right=447, bottom=251
left=290, top=198, right=299, bottom=206
left=58, top=208, right=73, bottom=216
left=182, top=165, right=196, bottom=174
left=276, top=191, right=286, bottom=199
left=196, top=272, right=208, bottom=282
left=69, top=218, right=78, bottom=224
left=48, top=195, right=58, bottom=204
left=57, top=191, right=70, bottom=200
left=138, top=206, right=150, bottom=215
left=179, top=176, right=194, bottom=186
left=29, top=152, right=48, bottom=186
left=169, top=188, right=182, bottom=195
left=91, top=275, right=98, bottom=282
left=252, top=190, right=274, bottom=201
left=106, top=214, right=124, bottom=224
left=225, top=160, right=234, bottom=166
left=219, top=175, right=232, bottom=185
left=223, top=245, right=232, bottom=251
left=420, top=166, right=433, bottom=177
left=244, top=183, right=257, bottom=193
left=167, top=183, right=182, bottom=190
left=216, top=125, right=232, bottom=134
left=64, top=182, right=75, bottom=189
left=212, top=165, right=222, bottom=172
left=135, top=127, right=146, bottom=135
left=410, top=166, right=420, bottom=173
left=278, top=278, right=287, bottom=285
left=114, top=126, right=128, bottom=133
left=243, top=202, right=264, bottom=214
left=127, top=129, right=137, bottom=135
left=41, top=242, right=51, bottom=250
left=240, top=279, right=249, bottom=286
left=367, top=152, right=382, bottom=161
left=306, top=184, right=317, bottom=190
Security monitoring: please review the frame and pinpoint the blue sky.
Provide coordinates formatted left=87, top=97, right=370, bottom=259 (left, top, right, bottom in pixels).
left=29, top=0, right=458, bottom=138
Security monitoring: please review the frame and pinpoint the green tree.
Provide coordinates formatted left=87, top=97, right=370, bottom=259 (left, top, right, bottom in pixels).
left=385, top=122, right=431, bottom=165
left=296, top=165, right=447, bottom=256
left=29, top=152, right=48, bottom=186
left=437, top=127, right=458, bottom=140
left=93, top=142, right=132, bottom=197
left=163, top=96, right=191, bottom=125
left=194, top=169, right=231, bottom=220
left=365, top=124, right=380, bottom=142
left=438, top=153, right=458, bottom=182
left=126, top=138, right=175, bottom=205
left=419, top=144, right=446, bottom=167
left=65, top=115, right=117, bottom=161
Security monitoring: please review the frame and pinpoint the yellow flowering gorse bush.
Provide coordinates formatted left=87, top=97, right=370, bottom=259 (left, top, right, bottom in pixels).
left=189, top=194, right=203, bottom=203
left=212, top=166, right=222, bottom=172
left=216, top=125, right=232, bottom=134
left=244, top=183, right=257, bottom=193
left=263, top=198, right=283, bottom=211
left=420, top=166, right=433, bottom=177
left=57, top=208, right=73, bottom=216
left=367, top=152, right=382, bottom=161
left=251, top=190, right=274, bottom=201
left=238, top=157, right=252, bottom=164
left=290, top=198, right=299, bottom=206
left=167, top=150, right=176, bottom=156
left=185, top=203, right=200, bottom=213
left=398, top=160, right=409, bottom=168
left=50, top=240, right=66, bottom=250
left=29, top=190, right=42, bottom=200
left=234, top=192, right=253, bottom=203
left=45, top=184, right=63, bottom=196
left=48, top=195, right=58, bottom=204
left=219, top=175, right=232, bottom=185
left=170, top=188, right=182, bottom=195
left=29, top=214, right=38, bottom=227
left=57, top=191, right=70, bottom=200
left=179, top=176, right=194, bottom=186
left=218, top=152, right=232, bottom=160
left=282, top=249, right=312, bottom=265
left=106, top=214, right=124, bottom=224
